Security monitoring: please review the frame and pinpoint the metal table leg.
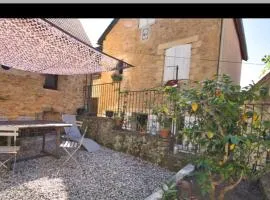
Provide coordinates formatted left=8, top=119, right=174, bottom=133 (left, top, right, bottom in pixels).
left=7, top=136, right=11, bottom=170
left=42, top=131, right=46, bottom=152
left=55, top=128, right=61, bottom=159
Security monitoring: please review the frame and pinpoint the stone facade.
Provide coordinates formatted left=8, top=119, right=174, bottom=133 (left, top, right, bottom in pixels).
left=0, top=68, right=88, bottom=119
left=79, top=116, right=190, bottom=171
left=95, top=18, right=243, bottom=91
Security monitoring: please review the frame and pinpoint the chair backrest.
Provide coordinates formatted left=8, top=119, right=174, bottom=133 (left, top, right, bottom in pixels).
left=62, top=114, right=82, bottom=138
left=0, top=116, right=8, bottom=121
left=0, top=127, right=19, bottom=146
left=0, top=127, right=19, bottom=137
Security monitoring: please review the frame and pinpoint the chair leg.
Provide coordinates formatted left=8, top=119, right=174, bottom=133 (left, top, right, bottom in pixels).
left=0, top=162, right=8, bottom=169
left=0, top=158, right=11, bottom=169
left=12, top=154, right=17, bottom=173
left=57, top=147, right=81, bottom=175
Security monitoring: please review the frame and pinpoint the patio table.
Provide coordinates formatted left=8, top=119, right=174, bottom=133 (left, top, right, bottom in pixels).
left=0, top=120, right=72, bottom=162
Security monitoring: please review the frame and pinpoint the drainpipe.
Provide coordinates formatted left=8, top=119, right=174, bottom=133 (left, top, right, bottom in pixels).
left=217, top=18, right=224, bottom=78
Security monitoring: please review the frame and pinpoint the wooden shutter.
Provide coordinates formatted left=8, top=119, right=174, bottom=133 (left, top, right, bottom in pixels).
left=163, top=47, right=176, bottom=82
left=163, top=44, right=192, bottom=83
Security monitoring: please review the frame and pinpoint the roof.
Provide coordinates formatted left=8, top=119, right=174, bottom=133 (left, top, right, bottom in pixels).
left=256, top=71, right=270, bottom=86
left=97, top=19, right=119, bottom=46
left=46, top=18, right=92, bottom=46
left=97, top=18, right=248, bottom=61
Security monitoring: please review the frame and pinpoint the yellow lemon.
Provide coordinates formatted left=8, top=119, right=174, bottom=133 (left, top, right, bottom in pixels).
left=252, top=112, right=259, bottom=121
left=191, top=102, right=198, bottom=112
left=242, top=114, right=248, bottom=122
left=229, top=144, right=235, bottom=150
left=207, top=131, right=214, bottom=139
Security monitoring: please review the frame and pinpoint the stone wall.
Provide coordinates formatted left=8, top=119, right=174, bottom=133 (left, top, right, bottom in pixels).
left=79, top=116, right=189, bottom=171
left=95, top=18, right=223, bottom=91
left=0, top=68, right=88, bottom=119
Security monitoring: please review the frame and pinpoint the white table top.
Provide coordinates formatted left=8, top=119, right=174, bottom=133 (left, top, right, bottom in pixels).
left=0, top=120, right=73, bottom=129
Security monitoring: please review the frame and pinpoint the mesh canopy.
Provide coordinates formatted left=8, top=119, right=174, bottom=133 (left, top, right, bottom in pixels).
left=0, top=18, right=128, bottom=75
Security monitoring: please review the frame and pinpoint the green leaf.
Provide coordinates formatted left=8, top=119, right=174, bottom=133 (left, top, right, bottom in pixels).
left=230, top=135, right=240, bottom=144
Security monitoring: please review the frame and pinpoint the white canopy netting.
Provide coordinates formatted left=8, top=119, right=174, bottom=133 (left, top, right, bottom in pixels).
left=0, top=18, right=131, bottom=75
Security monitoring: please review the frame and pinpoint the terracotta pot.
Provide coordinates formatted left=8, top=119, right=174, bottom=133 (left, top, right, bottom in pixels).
left=160, top=129, right=170, bottom=138
left=115, top=119, right=123, bottom=129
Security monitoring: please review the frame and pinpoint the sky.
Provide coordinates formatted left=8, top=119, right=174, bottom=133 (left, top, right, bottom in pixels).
left=79, top=18, right=270, bottom=88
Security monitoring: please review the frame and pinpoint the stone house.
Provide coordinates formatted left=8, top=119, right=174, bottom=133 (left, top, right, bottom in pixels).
left=94, top=18, right=248, bottom=91
left=256, top=71, right=270, bottom=102
left=0, top=19, right=92, bottom=120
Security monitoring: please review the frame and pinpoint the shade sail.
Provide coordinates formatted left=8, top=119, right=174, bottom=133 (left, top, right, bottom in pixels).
left=0, top=18, right=130, bottom=75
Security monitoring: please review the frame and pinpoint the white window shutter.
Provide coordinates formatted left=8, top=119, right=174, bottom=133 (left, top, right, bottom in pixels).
left=139, top=19, right=148, bottom=28
left=175, top=44, right=191, bottom=80
left=163, top=44, right=192, bottom=82
left=163, top=47, right=176, bottom=82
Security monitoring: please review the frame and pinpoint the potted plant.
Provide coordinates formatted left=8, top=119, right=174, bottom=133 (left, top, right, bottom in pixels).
left=159, top=115, right=172, bottom=138
left=114, top=112, right=124, bottom=129
left=111, top=72, right=123, bottom=82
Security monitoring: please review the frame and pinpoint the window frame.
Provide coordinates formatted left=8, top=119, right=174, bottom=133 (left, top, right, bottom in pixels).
left=43, top=74, right=58, bottom=90
left=163, top=44, right=192, bottom=83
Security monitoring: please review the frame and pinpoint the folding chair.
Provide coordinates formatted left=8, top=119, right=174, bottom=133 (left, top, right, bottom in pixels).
left=61, top=114, right=100, bottom=152
left=0, top=127, right=20, bottom=171
left=57, top=127, right=88, bottom=174
left=0, top=116, right=8, bottom=121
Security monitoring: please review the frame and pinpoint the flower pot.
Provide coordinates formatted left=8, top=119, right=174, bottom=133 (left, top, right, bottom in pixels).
left=115, top=119, right=123, bottom=129
left=160, top=129, right=170, bottom=138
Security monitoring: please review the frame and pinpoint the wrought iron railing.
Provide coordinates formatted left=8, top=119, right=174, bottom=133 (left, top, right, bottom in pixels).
left=84, top=83, right=270, bottom=166
left=84, top=82, right=121, bottom=116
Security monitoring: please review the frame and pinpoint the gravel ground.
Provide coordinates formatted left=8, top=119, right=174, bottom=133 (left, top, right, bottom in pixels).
left=0, top=136, right=174, bottom=200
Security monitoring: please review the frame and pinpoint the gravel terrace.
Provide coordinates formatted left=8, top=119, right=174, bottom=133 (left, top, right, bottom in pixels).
left=0, top=136, right=174, bottom=200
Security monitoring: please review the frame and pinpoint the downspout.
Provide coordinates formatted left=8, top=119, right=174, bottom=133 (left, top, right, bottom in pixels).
left=217, top=18, right=224, bottom=77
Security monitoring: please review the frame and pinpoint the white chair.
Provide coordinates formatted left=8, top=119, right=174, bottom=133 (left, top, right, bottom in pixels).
left=57, top=127, right=88, bottom=174
left=61, top=114, right=100, bottom=152
left=0, top=127, right=20, bottom=171
left=0, top=116, right=8, bottom=121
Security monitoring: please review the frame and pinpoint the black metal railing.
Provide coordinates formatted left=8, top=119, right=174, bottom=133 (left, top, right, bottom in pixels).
left=118, top=89, right=168, bottom=134
left=84, top=82, right=121, bottom=116
left=84, top=83, right=270, bottom=163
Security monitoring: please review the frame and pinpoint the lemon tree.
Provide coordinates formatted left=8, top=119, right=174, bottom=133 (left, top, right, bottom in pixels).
left=158, top=74, right=270, bottom=200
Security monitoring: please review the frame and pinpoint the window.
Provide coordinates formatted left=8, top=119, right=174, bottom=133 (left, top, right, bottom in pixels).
left=1, top=65, right=11, bottom=70
left=43, top=75, right=58, bottom=90
left=139, top=18, right=156, bottom=29
left=163, top=44, right=192, bottom=83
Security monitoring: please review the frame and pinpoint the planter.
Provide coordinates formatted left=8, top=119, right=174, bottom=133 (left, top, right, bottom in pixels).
left=114, top=118, right=123, bottom=129
left=160, top=129, right=170, bottom=138
left=106, top=110, right=114, bottom=118
left=111, top=73, right=123, bottom=82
